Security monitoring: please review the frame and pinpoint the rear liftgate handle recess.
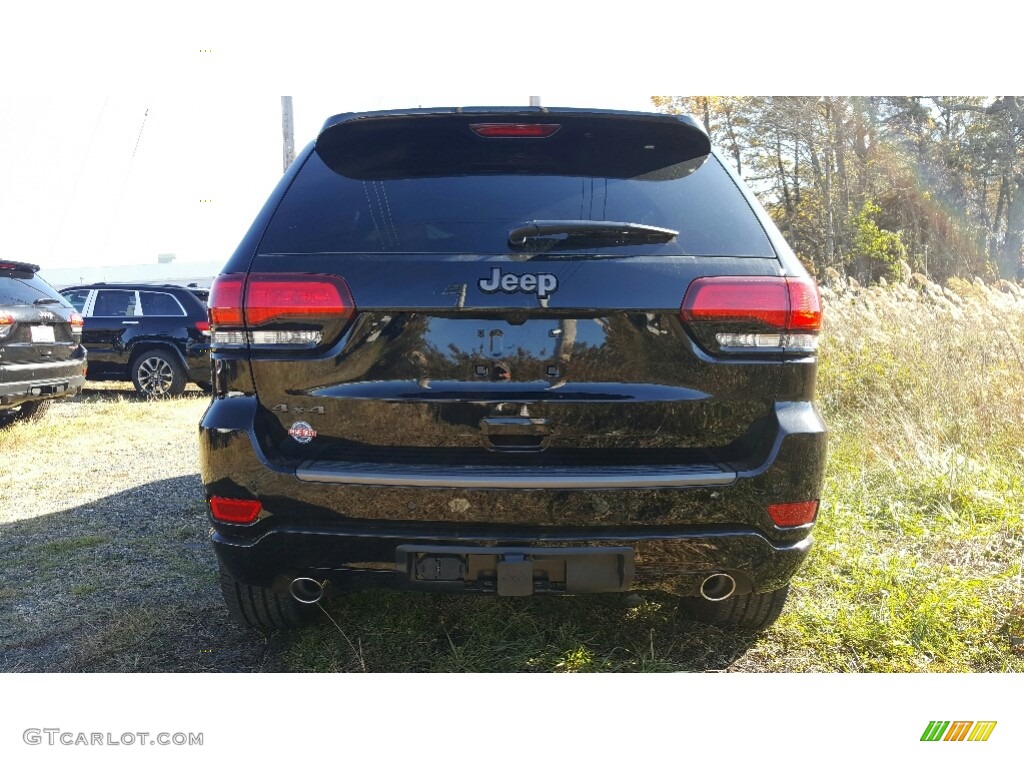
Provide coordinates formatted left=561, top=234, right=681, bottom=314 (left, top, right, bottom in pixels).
left=480, top=416, right=551, bottom=452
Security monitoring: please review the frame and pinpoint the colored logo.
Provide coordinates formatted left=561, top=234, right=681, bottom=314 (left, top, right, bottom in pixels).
left=921, top=721, right=997, bottom=742
left=288, top=421, right=317, bottom=444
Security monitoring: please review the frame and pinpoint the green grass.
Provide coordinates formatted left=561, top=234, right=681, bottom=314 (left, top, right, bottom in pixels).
left=767, top=280, right=1024, bottom=672
left=286, top=280, right=1024, bottom=672
left=285, top=590, right=754, bottom=672
left=33, top=535, right=109, bottom=556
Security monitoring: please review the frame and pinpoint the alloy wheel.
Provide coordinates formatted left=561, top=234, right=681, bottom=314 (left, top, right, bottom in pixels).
left=137, top=355, right=175, bottom=396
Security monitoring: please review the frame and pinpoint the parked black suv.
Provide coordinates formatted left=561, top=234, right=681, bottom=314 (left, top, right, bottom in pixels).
left=59, top=283, right=211, bottom=397
left=1, top=261, right=87, bottom=426
left=201, top=107, right=826, bottom=632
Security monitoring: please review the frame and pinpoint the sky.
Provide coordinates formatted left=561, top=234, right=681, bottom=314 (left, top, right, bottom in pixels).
left=3, top=1, right=1015, bottom=275
left=0, top=93, right=660, bottom=272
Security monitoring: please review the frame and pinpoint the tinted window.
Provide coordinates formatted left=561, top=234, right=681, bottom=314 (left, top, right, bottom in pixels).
left=0, top=270, right=69, bottom=305
left=93, top=290, right=138, bottom=317
left=260, top=151, right=775, bottom=258
left=139, top=291, right=185, bottom=316
left=62, top=289, right=91, bottom=312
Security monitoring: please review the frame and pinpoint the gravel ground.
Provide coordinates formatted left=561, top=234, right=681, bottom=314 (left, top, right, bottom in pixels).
left=0, top=385, right=288, bottom=672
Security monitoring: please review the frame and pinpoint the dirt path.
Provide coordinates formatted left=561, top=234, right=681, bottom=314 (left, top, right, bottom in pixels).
left=0, top=386, right=286, bottom=672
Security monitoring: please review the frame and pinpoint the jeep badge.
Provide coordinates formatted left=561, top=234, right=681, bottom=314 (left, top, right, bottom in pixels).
left=478, top=267, right=558, bottom=299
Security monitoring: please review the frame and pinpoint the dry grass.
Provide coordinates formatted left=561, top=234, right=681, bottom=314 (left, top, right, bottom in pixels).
left=3, top=282, right=1024, bottom=672
left=781, top=276, right=1024, bottom=671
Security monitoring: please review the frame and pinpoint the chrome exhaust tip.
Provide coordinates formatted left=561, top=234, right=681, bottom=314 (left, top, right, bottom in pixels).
left=289, top=577, right=325, bottom=604
left=699, top=573, right=737, bottom=602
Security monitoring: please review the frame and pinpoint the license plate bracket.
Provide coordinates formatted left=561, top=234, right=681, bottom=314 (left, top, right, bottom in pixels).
left=397, top=545, right=635, bottom=596
left=30, top=325, right=56, bottom=343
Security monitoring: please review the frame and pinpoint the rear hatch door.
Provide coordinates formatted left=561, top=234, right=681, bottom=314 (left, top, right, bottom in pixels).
left=0, top=263, right=80, bottom=368
left=217, top=110, right=793, bottom=489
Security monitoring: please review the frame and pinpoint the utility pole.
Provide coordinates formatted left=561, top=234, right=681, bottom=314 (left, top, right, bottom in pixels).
left=282, top=96, right=295, bottom=172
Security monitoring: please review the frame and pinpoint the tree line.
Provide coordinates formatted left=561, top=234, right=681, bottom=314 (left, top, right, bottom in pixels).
left=652, top=97, right=1024, bottom=283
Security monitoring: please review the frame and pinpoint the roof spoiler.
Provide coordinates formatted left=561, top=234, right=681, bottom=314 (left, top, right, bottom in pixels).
left=0, top=260, right=40, bottom=273
left=315, top=107, right=711, bottom=181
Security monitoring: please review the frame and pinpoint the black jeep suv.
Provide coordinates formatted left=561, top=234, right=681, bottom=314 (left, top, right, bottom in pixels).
left=1, top=261, right=87, bottom=426
left=201, top=107, right=826, bottom=632
left=59, top=283, right=211, bottom=397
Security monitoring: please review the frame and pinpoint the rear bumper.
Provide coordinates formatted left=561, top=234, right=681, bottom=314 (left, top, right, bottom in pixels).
left=212, top=522, right=812, bottom=598
left=201, top=395, right=825, bottom=595
left=0, top=354, right=87, bottom=407
left=200, top=395, right=826, bottom=531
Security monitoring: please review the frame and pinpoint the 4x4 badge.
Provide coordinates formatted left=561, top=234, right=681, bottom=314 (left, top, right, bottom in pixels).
left=478, top=267, right=557, bottom=299
left=273, top=403, right=326, bottom=415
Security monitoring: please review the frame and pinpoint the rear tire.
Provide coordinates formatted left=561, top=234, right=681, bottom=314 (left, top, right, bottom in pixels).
left=218, top=566, right=320, bottom=631
left=680, top=585, right=790, bottom=631
left=131, top=350, right=186, bottom=397
left=0, top=399, right=51, bottom=427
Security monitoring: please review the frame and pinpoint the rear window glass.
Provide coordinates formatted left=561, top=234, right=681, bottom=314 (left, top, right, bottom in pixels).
left=260, top=148, right=775, bottom=258
left=0, top=271, right=68, bottom=306
left=93, top=290, right=138, bottom=317
left=62, top=289, right=91, bottom=312
left=139, top=291, right=185, bottom=316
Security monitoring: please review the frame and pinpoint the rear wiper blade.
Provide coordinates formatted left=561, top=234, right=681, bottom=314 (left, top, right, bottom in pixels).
left=508, top=220, right=678, bottom=248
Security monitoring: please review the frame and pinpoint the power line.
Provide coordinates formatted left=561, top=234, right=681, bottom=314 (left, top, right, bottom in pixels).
left=130, top=108, right=149, bottom=160
left=99, top=105, right=151, bottom=258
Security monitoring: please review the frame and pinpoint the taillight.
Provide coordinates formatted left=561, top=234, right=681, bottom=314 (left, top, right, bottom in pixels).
left=69, top=312, right=84, bottom=334
left=245, top=274, right=354, bottom=326
left=208, top=274, right=244, bottom=327
left=194, top=320, right=211, bottom=336
left=208, top=273, right=356, bottom=349
left=209, top=497, right=262, bottom=524
left=768, top=500, right=819, bottom=527
left=681, top=276, right=821, bottom=353
left=470, top=123, right=561, bottom=138
left=0, top=312, right=12, bottom=339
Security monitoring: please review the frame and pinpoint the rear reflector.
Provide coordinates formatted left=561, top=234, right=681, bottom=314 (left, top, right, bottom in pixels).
left=768, top=500, right=819, bottom=527
left=209, top=497, right=262, bottom=524
left=470, top=123, right=561, bottom=138
left=681, top=276, right=822, bottom=331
